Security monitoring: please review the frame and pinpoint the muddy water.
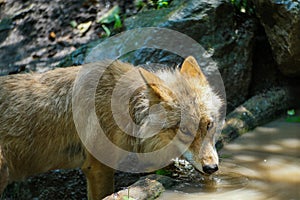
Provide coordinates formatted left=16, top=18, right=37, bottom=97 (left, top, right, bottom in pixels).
left=159, top=118, right=300, bottom=200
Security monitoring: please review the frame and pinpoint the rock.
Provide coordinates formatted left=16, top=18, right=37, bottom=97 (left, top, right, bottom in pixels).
left=216, top=87, right=293, bottom=150
left=141, top=174, right=177, bottom=189
left=252, top=0, right=300, bottom=77
left=249, top=25, right=284, bottom=95
left=57, top=39, right=103, bottom=68
left=103, top=175, right=166, bottom=200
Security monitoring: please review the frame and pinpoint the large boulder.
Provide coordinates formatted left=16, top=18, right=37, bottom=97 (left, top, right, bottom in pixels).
left=252, top=0, right=300, bottom=77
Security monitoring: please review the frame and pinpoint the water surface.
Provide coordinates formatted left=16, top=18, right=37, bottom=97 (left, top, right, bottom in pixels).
left=159, top=118, right=300, bottom=200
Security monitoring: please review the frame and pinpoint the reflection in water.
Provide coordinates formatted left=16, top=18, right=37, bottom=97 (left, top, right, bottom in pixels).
left=158, top=118, right=300, bottom=200
left=171, top=171, right=249, bottom=194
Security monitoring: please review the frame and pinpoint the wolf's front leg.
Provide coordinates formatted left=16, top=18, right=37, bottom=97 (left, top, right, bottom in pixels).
left=82, top=152, right=114, bottom=200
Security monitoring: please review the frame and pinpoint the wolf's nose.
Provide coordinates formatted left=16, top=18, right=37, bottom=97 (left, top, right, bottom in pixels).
left=203, top=164, right=219, bottom=174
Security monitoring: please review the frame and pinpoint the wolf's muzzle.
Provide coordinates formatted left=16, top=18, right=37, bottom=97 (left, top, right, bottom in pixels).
left=203, top=164, right=219, bottom=175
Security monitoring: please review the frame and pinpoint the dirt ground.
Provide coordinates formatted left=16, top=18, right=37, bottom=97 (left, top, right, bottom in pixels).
left=0, top=0, right=139, bottom=75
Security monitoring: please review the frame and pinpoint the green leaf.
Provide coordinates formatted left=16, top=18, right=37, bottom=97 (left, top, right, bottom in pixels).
left=70, top=20, right=78, bottom=28
left=287, top=109, right=295, bottom=116
left=155, top=169, right=171, bottom=175
left=101, top=24, right=111, bottom=37
left=135, top=0, right=146, bottom=9
left=113, top=13, right=122, bottom=29
left=157, top=0, right=169, bottom=9
left=97, top=5, right=120, bottom=24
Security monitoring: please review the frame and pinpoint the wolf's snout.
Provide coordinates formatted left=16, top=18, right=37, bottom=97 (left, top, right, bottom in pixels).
left=203, top=164, right=218, bottom=174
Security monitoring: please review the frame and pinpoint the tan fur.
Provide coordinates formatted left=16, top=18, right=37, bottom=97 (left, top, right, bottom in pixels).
left=0, top=147, right=8, bottom=193
left=0, top=56, right=222, bottom=199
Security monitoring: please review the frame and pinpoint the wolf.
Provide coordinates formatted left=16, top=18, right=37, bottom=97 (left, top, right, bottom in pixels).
left=0, top=56, right=222, bottom=199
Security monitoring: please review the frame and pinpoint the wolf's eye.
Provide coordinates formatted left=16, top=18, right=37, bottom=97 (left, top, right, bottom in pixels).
left=180, top=127, right=188, bottom=133
left=207, top=121, right=214, bottom=131
left=180, top=127, right=193, bottom=136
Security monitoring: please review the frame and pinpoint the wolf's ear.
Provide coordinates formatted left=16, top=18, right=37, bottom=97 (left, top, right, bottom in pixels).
left=139, top=68, right=174, bottom=101
left=180, top=56, right=208, bottom=84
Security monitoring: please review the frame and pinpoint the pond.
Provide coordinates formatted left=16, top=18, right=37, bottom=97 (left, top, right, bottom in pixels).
left=158, top=117, right=300, bottom=200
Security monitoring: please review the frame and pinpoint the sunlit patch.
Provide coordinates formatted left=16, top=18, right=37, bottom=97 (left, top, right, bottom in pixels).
left=233, top=155, right=258, bottom=162
left=255, top=126, right=279, bottom=134
left=261, top=144, right=283, bottom=152
left=223, top=143, right=245, bottom=151
left=258, top=157, right=300, bottom=183
left=278, top=138, right=300, bottom=149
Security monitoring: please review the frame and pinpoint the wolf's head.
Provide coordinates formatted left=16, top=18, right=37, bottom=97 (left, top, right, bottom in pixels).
left=134, top=56, right=223, bottom=175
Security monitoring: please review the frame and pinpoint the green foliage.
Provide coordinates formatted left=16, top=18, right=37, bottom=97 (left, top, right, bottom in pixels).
left=230, top=0, right=254, bottom=14
left=113, top=13, right=122, bottom=29
left=286, top=109, right=300, bottom=123
left=69, top=20, right=77, bottom=28
left=97, top=5, right=122, bottom=37
left=135, top=0, right=147, bottom=9
left=155, top=169, right=172, bottom=175
left=101, top=24, right=111, bottom=37
left=286, top=116, right=300, bottom=122
left=287, top=109, right=295, bottom=116
left=135, top=0, right=171, bottom=10
left=97, top=5, right=120, bottom=24
left=156, top=0, right=170, bottom=9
